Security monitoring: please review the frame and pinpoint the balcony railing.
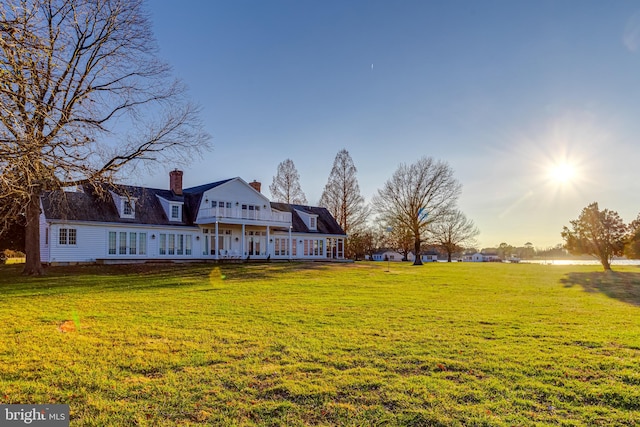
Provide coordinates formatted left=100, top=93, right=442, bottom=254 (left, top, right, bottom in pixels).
left=198, top=206, right=291, bottom=224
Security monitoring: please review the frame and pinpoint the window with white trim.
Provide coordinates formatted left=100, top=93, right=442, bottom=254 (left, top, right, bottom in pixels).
left=109, top=231, right=147, bottom=256
left=171, top=204, right=180, bottom=220
left=119, top=198, right=136, bottom=219
left=59, top=228, right=77, bottom=245
left=301, top=238, right=324, bottom=256
left=123, top=201, right=133, bottom=216
left=159, top=233, right=194, bottom=256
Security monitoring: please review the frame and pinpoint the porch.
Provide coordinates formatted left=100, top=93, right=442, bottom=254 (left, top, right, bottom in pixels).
left=198, top=223, right=346, bottom=261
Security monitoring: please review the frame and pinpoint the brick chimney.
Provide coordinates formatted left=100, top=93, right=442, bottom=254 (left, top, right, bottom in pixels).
left=249, top=180, right=261, bottom=193
left=169, top=169, right=183, bottom=195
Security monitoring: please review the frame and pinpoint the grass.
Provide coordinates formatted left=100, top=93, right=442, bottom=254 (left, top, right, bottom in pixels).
left=0, top=262, right=639, bottom=426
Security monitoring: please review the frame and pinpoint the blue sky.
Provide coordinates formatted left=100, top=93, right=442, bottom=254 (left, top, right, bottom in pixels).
left=145, top=0, right=640, bottom=249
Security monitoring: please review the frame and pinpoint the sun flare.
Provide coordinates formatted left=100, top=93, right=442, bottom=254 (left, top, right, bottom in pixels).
left=548, top=162, right=576, bottom=184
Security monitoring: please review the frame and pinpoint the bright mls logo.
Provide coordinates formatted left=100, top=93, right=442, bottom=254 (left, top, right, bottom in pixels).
left=1, top=405, right=69, bottom=426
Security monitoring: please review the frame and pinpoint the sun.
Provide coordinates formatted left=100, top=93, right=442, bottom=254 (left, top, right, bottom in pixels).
left=548, top=162, right=576, bottom=184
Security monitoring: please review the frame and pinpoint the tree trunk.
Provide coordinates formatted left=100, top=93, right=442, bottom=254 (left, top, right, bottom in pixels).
left=601, top=257, right=612, bottom=271
left=447, top=252, right=452, bottom=262
left=413, top=237, right=423, bottom=265
left=23, top=194, right=45, bottom=276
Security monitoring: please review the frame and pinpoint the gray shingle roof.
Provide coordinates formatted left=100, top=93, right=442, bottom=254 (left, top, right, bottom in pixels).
left=41, top=180, right=346, bottom=236
left=41, top=184, right=193, bottom=226
left=270, top=202, right=345, bottom=235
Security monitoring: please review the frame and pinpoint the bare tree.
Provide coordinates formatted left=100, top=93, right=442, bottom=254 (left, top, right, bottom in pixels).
left=269, top=159, right=307, bottom=204
left=429, top=209, right=479, bottom=262
left=374, top=157, right=461, bottom=265
left=319, top=149, right=368, bottom=257
left=0, top=0, right=211, bottom=275
left=561, top=202, right=627, bottom=271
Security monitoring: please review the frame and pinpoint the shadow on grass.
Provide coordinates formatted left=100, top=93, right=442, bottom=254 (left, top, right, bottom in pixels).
left=0, top=263, right=211, bottom=296
left=560, top=271, right=640, bottom=306
left=0, top=261, right=335, bottom=297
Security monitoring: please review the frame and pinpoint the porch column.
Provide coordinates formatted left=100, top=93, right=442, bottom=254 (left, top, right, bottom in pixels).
left=241, top=224, right=245, bottom=258
left=215, top=221, right=219, bottom=260
left=288, top=226, right=292, bottom=260
left=266, top=226, right=270, bottom=258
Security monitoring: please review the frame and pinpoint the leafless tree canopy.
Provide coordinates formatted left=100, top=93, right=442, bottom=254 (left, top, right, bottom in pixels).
left=269, top=159, right=307, bottom=205
left=319, top=149, right=368, bottom=236
left=374, top=156, right=461, bottom=265
left=0, top=0, right=211, bottom=274
left=429, top=209, right=479, bottom=262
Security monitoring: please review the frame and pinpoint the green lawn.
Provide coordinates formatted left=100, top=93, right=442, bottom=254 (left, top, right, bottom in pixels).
left=1, top=262, right=639, bottom=426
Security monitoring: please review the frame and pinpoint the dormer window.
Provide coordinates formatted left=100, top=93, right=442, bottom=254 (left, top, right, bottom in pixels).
left=170, top=204, right=181, bottom=221
left=294, top=209, right=318, bottom=231
left=123, top=201, right=133, bottom=216
left=119, top=198, right=136, bottom=219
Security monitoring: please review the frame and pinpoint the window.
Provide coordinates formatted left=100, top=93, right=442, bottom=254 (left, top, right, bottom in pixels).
left=59, top=228, right=77, bottom=245
left=45, top=228, right=49, bottom=245
left=177, top=234, right=184, bottom=255
left=159, top=233, right=193, bottom=256
left=119, top=232, right=127, bottom=255
left=185, top=235, right=192, bottom=255
left=109, top=231, right=147, bottom=256
left=168, top=234, right=175, bottom=255
left=171, top=205, right=180, bottom=220
left=159, top=234, right=167, bottom=255
left=123, top=201, right=133, bottom=216
left=108, top=232, right=116, bottom=255
left=139, top=233, right=147, bottom=255
left=119, top=198, right=136, bottom=218
left=309, top=217, right=317, bottom=230
left=300, top=238, right=324, bottom=256
left=129, top=233, right=137, bottom=255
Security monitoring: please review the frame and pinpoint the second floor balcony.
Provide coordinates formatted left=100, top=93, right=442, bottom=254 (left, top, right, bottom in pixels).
left=197, top=205, right=291, bottom=225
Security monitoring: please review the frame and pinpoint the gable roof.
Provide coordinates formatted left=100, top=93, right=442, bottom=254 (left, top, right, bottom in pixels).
left=182, top=178, right=234, bottom=195
left=270, top=202, right=345, bottom=235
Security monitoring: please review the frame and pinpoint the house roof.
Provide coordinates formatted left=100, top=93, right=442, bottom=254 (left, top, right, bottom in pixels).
left=372, top=249, right=402, bottom=255
left=41, top=184, right=193, bottom=226
left=270, top=202, right=345, bottom=235
left=182, top=178, right=234, bottom=195
left=41, top=179, right=346, bottom=236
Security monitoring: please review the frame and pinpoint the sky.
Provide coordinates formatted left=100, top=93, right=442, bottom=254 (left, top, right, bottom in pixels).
left=144, top=0, right=640, bottom=249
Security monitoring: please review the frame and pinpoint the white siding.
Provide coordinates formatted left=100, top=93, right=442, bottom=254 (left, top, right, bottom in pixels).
left=198, top=179, right=271, bottom=220
left=46, top=222, right=202, bottom=263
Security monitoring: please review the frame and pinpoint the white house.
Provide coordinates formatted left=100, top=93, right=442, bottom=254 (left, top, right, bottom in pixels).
left=370, top=250, right=439, bottom=263
left=463, top=252, right=501, bottom=262
left=421, top=251, right=439, bottom=262
left=371, top=249, right=406, bottom=262
left=39, top=171, right=347, bottom=264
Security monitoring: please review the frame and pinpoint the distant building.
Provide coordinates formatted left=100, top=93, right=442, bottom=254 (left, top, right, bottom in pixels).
left=371, top=249, right=406, bottom=262
left=463, top=252, right=501, bottom=262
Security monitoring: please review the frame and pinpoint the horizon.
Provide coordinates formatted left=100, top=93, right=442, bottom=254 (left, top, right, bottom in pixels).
left=139, top=0, right=640, bottom=250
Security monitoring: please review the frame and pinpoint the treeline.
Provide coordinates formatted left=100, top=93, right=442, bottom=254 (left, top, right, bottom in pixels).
left=271, top=152, right=478, bottom=263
